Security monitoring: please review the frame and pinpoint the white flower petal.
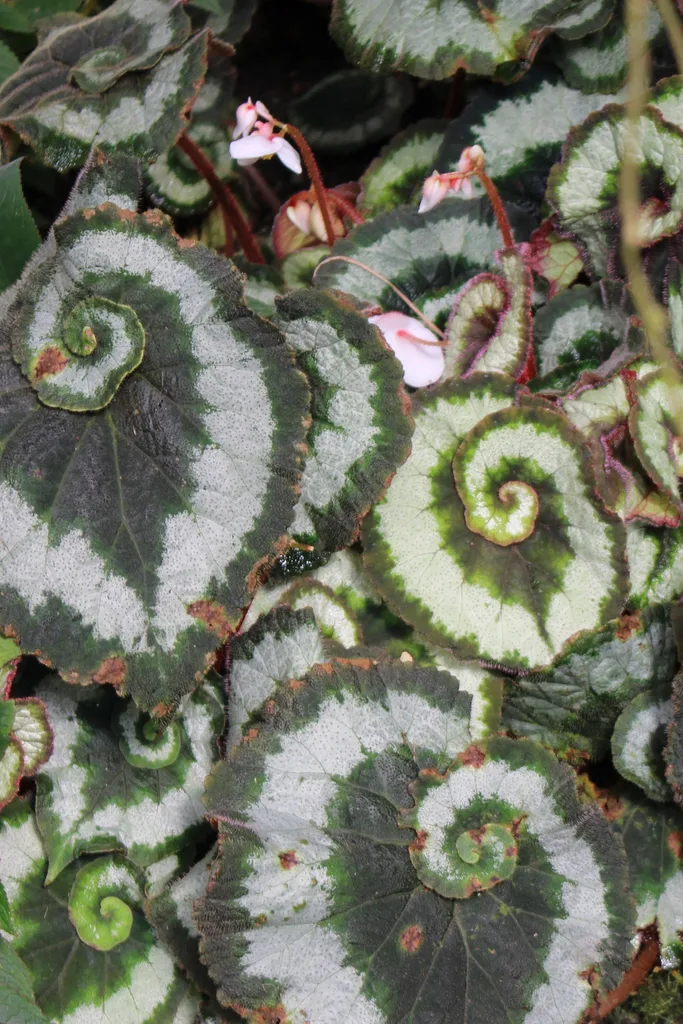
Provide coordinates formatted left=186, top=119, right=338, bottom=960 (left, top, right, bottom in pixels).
left=275, top=138, right=302, bottom=175
left=286, top=200, right=312, bottom=235
left=369, top=312, right=444, bottom=388
left=230, top=135, right=281, bottom=162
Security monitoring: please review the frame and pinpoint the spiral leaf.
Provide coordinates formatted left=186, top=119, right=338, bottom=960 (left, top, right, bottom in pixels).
left=35, top=673, right=223, bottom=882
left=0, top=800, right=198, bottom=1022
left=0, top=202, right=308, bottom=711
left=68, top=856, right=139, bottom=951
left=503, top=604, right=677, bottom=758
left=548, top=104, right=683, bottom=280
left=364, top=375, right=628, bottom=670
left=444, top=249, right=532, bottom=381
left=197, top=662, right=633, bottom=1024
left=277, top=289, right=413, bottom=551
left=612, top=690, right=673, bottom=802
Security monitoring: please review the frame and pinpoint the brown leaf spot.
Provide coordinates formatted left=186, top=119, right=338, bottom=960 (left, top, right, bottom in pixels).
left=410, top=829, right=427, bottom=852
left=505, top=846, right=517, bottom=858
left=463, top=877, right=483, bottom=896
left=263, top=699, right=276, bottom=716
left=278, top=850, right=299, bottom=870
left=93, top=657, right=126, bottom=690
left=668, top=830, right=683, bottom=860
left=243, top=727, right=259, bottom=743
left=458, top=745, right=486, bottom=768
left=616, top=611, right=641, bottom=641
left=82, top=207, right=97, bottom=220
left=117, top=207, right=138, bottom=222
left=287, top=677, right=306, bottom=690
left=252, top=914, right=268, bottom=928
left=187, top=599, right=231, bottom=639
left=33, top=347, right=69, bottom=381
left=399, top=924, right=425, bottom=953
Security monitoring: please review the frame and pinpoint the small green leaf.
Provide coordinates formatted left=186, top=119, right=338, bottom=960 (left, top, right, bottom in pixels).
left=0, top=159, right=40, bottom=293
left=0, top=38, right=19, bottom=84
left=359, top=119, right=447, bottom=217
left=0, top=935, right=50, bottom=1024
left=289, top=70, right=413, bottom=154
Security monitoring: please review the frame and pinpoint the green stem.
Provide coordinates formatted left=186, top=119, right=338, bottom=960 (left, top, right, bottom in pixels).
left=177, top=133, right=264, bottom=264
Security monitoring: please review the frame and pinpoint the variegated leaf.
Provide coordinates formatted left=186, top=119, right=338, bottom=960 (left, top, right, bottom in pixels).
left=0, top=13, right=207, bottom=171
left=443, top=247, right=532, bottom=381
left=364, top=374, right=628, bottom=671
left=314, top=197, right=533, bottom=330
left=276, top=289, right=412, bottom=551
left=436, top=69, right=623, bottom=216
left=612, top=689, right=673, bottom=801
left=629, top=368, right=683, bottom=511
left=359, top=119, right=447, bottom=217
left=503, top=604, right=677, bottom=758
left=0, top=203, right=308, bottom=712
left=666, top=667, right=683, bottom=807
left=289, top=70, right=413, bottom=154
left=548, top=104, right=683, bottom=280
left=0, top=799, right=200, bottom=1022
left=197, top=660, right=633, bottom=1023
left=628, top=520, right=683, bottom=608
left=608, top=788, right=683, bottom=968
left=34, top=672, right=223, bottom=882
left=532, top=281, right=643, bottom=394
left=330, top=0, right=616, bottom=79
left=0, top=936, right=50, bottom=1024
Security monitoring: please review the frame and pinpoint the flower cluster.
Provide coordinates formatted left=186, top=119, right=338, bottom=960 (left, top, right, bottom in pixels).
left=419, top=144, right=485, bottom=212
left=229, top=97, right=302, bottom=174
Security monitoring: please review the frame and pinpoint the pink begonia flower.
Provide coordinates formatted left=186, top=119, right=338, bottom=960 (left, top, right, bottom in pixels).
left=233, top=97, right=272, bottom=139
left=369, top=311, right=444, bottom=388
left=418, top=145, right=486, bottom=213
left=230, top=120, right=302, bottom=174
left=286, top=199, right=313, bottom=235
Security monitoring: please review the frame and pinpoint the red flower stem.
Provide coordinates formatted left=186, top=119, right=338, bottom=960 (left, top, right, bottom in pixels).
left=476, top=169, right=514, bottom=248
left=583, top=931, right=660, bottom=1021
left=282, top=123, right=337, bottom=247
left=177, top=132, right=265, bottom=264
left=325, top=191, right=365, bottom=224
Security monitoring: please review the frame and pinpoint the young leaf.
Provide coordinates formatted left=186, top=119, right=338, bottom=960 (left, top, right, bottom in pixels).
left=0, top=27, right=208, bottom=171
left=436, top=70, right=623, bottom=216
left=0, top=203, right=308, bottom=712
left=612, top=689, right=673, bottom=801
left=276, top=289, right=412, bottom=551
left=34, top=673, right=224, bottom=882
left=364, top=375, right=628, bottom=671
left=503, top=604, right=677, bottom=758
left=0, top=159, right=40, bottom=292
left=314, top=197, right=533, bottom=328
left=226, top=605, right=327, bottom=750
left=359, top=119, right=447, bottom=217
left=0, top=935, right=50, bottom=1024
left=0, top=799, right=200, bottom=1022
left=608, top=788, right=683, bottom=969
left=330, top=0, right=615, bottom=79
left=289, top=70, right=413, bottom=154
left=197, top=660, right=633, bottom=1023
left=443, top=248, right=532, bottom=381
